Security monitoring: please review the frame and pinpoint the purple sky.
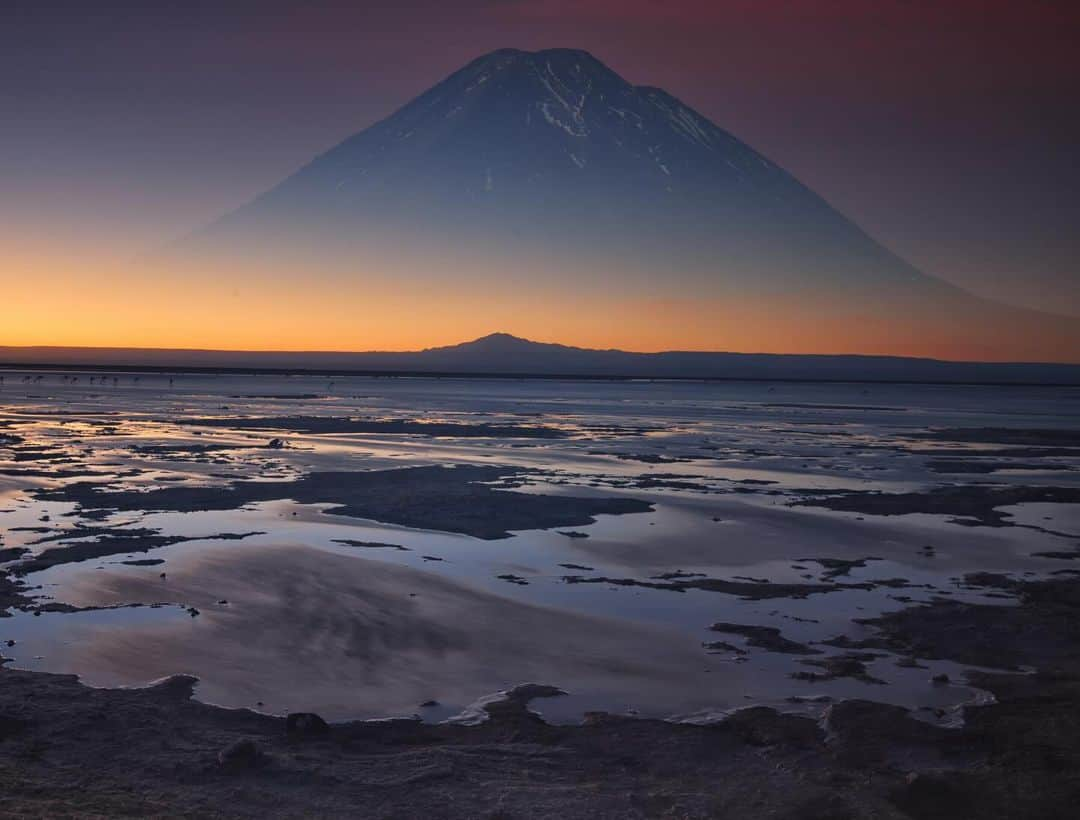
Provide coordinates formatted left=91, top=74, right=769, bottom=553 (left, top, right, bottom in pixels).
left=3, top=0, right=1078, bottom=314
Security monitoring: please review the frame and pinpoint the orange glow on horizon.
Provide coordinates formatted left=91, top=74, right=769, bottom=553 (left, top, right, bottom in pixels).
left=3, top=241, right=1079, bottom=363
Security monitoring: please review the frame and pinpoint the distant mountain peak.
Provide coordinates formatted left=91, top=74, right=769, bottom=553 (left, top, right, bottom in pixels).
left=201, top=46, right=784, bottom=232
left=429, top=333, right=558, bottom=354
left=179, top=48, right=1080, bottom=361
left=463, top=47, right=611, bottom=74
left=472, top=46, right=603, bottom=61
left=472, top=331, right=529, bottom=344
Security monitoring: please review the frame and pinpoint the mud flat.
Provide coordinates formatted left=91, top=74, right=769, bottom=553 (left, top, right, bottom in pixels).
left=34, top=465, right=653, bottom=540
left=181, top=415, right=569, bottom=438
left=830, top=572, right=1080, bottom=672
left=0, top=573, right=28, bottom=615
left=911, top=427, right=1080, bottom=448
left=926, top=459, right=1075, bottom=474
left=794, top=484, right=1080, bottom=527
left=2, top=574, right=1080, bottom=818
left=11, top=527, right=265, bottom=574
left=561, top=573, right=850, bottom=599
left=3, top=375, right=1080, bottom=816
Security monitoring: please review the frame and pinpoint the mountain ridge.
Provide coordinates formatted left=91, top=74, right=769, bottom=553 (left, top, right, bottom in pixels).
left=3, top=333, right=1078, bottom=383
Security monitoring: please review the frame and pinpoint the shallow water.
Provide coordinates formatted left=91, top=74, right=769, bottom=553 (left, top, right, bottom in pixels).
left=2, top=371, right=1078, bottom=723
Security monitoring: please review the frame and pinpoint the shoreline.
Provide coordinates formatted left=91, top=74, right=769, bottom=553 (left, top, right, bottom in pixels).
left=4, top=360, right=1080, bottom=387
left=3, top=572, right=1079, bottom=817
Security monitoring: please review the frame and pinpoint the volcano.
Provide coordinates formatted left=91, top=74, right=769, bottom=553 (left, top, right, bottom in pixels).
left=181, top=48, right=1079, bottom=361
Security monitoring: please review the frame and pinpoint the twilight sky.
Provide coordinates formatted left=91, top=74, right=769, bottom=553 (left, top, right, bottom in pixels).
left=2, top=0, right=1078, bottom=351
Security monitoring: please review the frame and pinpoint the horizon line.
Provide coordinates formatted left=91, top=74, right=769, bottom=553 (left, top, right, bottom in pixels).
left=1, top=332, right=1079, bottom=370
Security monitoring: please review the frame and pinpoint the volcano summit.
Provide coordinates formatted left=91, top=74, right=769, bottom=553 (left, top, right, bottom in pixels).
left=181, top=48, right=1078, bottom=361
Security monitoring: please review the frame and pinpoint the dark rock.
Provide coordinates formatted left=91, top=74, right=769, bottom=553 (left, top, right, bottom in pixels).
left=0, top=714, right=31, bottom=741
left=825, top=699, right=951, bottom=762
left=286, top=712, right=330, bottom=737
left=889, top=771, right=973, bottom=819
left=147, top=674, right=200, bottom=700
left=217, top=738, right=260, bottom=769
left=723, top=706, right=822, bottom=749
left=779, top=793, right=856, bottom=820
left=504, top=683, right=565, bottom=702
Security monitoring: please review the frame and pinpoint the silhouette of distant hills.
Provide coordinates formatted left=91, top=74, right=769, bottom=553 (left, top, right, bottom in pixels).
left=3, top=333, right=1078, bottom=384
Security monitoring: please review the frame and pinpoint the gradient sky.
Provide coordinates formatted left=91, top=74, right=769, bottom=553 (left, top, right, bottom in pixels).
left=2, top=0, right=1079, bottom=350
